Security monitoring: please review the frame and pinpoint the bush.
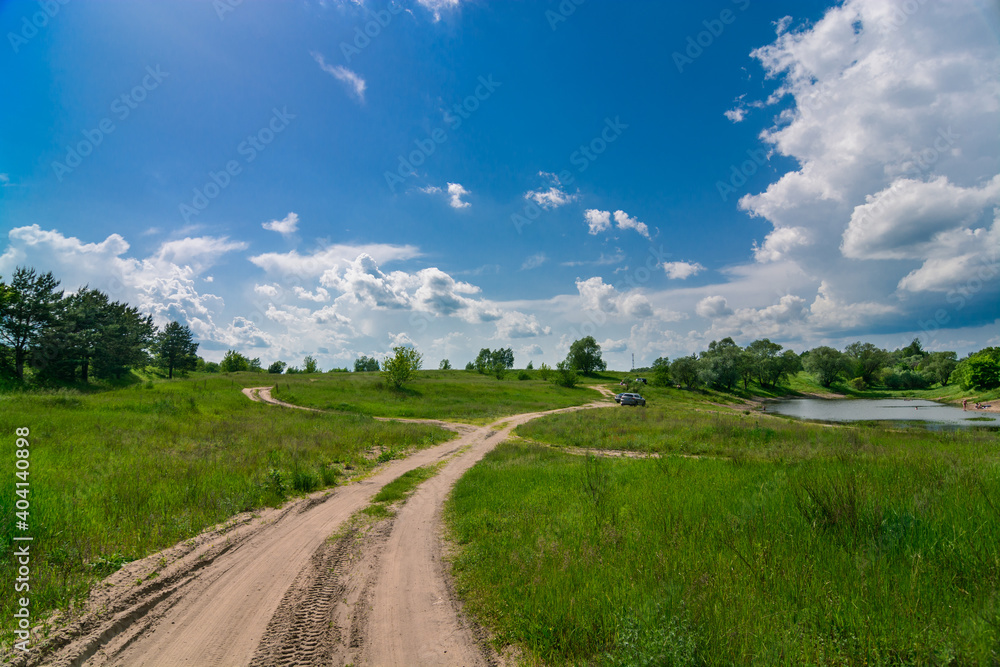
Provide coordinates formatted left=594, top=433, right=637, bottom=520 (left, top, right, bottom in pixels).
left=849, top=377, right=868, bottom=391
left=882, top=369, right=930, bottom=390
left=382, top=346, right=423, bottom=389
left=517, top=371, right=531, bottom=381
left=554, top=361, right=577, bottom=388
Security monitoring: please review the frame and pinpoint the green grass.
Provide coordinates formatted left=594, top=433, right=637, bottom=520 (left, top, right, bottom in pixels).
left=447, top=398, right=1000, bottom=665
left=362, top=464, right=441, bottom=518
left=268, top=369, right=601, bottom=423
left=0, top=376, right=454, bottom=642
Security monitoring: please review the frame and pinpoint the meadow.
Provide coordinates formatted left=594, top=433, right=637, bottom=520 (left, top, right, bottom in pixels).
left=0, top=374, right=452, bottom=641
left=270, top=368, right=599, bottom=422
left=446, top=385, right=1000, bottom=665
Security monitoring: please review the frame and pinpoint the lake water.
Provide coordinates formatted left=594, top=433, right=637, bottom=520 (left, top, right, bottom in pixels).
left=767, top=398, right=1000, bottom=427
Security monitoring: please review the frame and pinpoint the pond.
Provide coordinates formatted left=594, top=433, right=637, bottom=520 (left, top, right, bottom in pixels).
left=767, top=398, right=1000, bottom=427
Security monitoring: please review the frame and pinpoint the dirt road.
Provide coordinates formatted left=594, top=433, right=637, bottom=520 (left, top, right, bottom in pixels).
left=24, top=387, right=612, bottom=667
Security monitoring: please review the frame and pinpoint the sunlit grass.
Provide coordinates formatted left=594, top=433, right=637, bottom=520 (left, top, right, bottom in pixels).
left=268, top=369, right=601, bottom=423
left=447, top=399, right=1000, bottom=665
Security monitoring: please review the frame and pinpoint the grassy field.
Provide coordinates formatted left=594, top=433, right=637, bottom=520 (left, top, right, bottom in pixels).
left=446, top=393, right=1000, bottom=665
left=0, top=375, right=453, bottom=641
left=269, top=369, right=603, bottom=423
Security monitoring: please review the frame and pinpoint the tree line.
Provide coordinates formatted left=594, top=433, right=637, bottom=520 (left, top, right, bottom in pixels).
left=647, top=337, right=999, bottom=392
left=0, top=267, right=198, bottom=383
left=4, top=266, right=997, bottom=392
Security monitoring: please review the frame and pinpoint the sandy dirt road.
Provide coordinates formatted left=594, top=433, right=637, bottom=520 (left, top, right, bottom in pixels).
left=22, top=387, right=612, bottom=667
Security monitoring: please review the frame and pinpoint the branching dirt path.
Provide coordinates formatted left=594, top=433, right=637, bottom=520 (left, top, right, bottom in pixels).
left=26, top=386, right=612, bottom=667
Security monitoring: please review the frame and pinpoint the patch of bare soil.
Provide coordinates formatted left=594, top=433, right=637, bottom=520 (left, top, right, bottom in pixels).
left=9, top=387, right=610, bottom=666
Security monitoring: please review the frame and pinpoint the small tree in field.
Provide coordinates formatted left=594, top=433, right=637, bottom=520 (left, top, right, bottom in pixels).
left=567, top=336, right=607, bottom=374
left=439, top=359, right=452, bottom=370
left=553, top=360, right=577, bottom=387
left=354, top=355, right=380, bottom=372
left=267, top=360, right=287, bottom=374
left=220, top=349, right=250, bottom=373
left=154, top=321, right=198, bottom=379
left=303, top=355, right=319, bottom=373
left=382, top=346, right=423, bottom=389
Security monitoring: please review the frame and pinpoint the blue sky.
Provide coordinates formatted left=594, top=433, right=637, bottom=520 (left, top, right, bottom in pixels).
left=1, top=0, right=998, bottom=370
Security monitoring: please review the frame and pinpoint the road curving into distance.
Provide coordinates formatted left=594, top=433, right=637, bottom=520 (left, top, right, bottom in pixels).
left=23, top=385, right=613, bottom=667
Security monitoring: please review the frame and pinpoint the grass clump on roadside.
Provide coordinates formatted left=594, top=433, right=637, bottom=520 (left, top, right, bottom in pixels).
left=362, top=464, right=441, bottom=518
left=447, top=404, right=1000, bottom=664
left=0, top=376, right=453, bottom=644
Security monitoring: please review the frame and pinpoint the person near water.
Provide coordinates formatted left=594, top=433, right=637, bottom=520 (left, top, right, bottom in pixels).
left=963, top=399, right=968, bottom=411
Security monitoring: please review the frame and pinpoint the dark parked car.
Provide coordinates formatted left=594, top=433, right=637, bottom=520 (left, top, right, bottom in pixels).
left=620, top=393, right=646, bottom=406
left=614, top=393, right=624, bottom=403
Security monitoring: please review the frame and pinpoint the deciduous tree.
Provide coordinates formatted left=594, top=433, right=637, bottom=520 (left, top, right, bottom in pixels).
left=382, top=345, right=423, bottom=389
left=567, top=336, right=606, bottom=374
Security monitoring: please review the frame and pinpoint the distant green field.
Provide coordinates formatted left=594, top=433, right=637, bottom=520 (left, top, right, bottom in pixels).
left=0, top=376, right=453, bottom=642
left=269, top=369, right=603, bottom=423
left=447, top=393, right=1000, bottom=665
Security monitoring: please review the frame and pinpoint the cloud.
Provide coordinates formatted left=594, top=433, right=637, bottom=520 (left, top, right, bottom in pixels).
left=523, top=171, right=577, bottom=210
left=696, top=295, right=733, bottom=319
left=612, top=210, right=651, bottom=239
left=321, top=253, right=413, bottom=309
left=841, top=175, right=1000, bottom=260
left=521, top=253, right=547, bottom=270
left=262, top=212, right=300, bottom=235
left=250, top=243, right=420, bottom=279
left=585, top=209, right=651, bottom=239
left=809, top=280, right=897, bottom=329
left=752, top=226, right=812, bottom=262
left=662, top=261, right=705, bottom=280
left=494, top=311, right=551, bottom=339
left=584, top=209, right=611, bottom=235
left=733, top=0, right=999, bottom=333
left=420, top=183, right=471, bottom=209
left=575, top=277, right=654, bottom=319
left=155, top=236, right=248, bottom=273
left=415, top=0, right=459, bottom=21
left=293, top=286, right=330, bottom=302
left=312, top=51, right=366, bottom=102
left=0, top=173, right=9, bottom=186
left=896, top=214, right=1000, bottom=292
left=446, top=182, right=471, bottom=209
left=599, top=338, right=628, bottom=353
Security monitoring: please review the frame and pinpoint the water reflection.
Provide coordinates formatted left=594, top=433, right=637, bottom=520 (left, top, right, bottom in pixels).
left=767, top=398, right=1000, bottom=427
